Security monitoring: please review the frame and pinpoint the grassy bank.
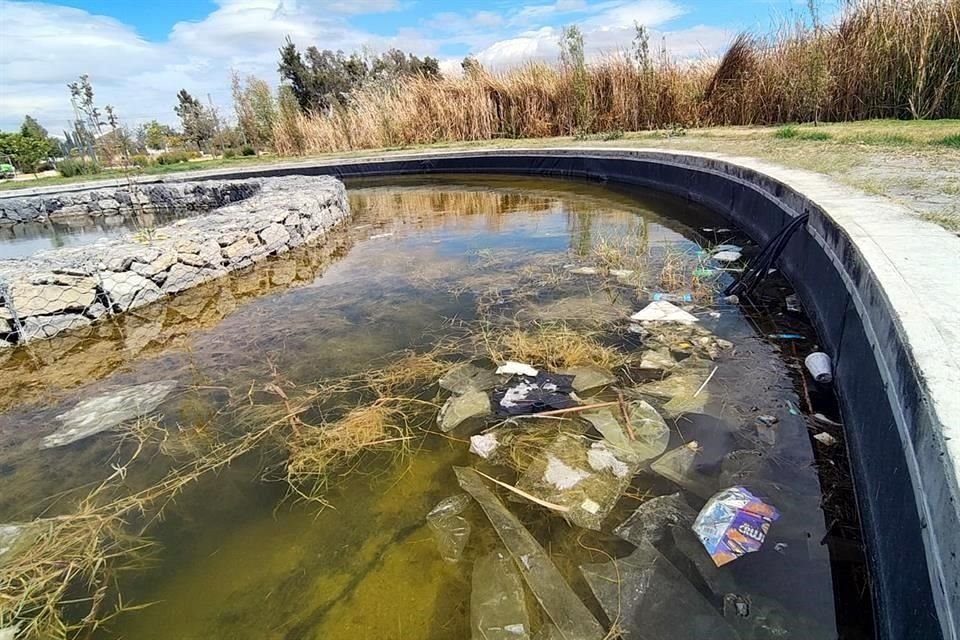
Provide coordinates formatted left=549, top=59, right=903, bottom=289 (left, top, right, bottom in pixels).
left=2, top=120, right=958, bottom=232
left=273, top=0, right=959, bottom=155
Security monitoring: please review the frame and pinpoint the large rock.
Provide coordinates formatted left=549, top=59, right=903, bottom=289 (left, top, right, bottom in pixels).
left=130, top=251, right=177, bottom=278
left=99, top=270, right=163, bottom=311
left=7, top=279, right=96, bottom=316
left=161, top=263, right=223, bottom=295
left=259, top=223, right=291, bottom=253
left=222, top=232, right=263, bottom=262
left=19, top=313, right=91, bottom=342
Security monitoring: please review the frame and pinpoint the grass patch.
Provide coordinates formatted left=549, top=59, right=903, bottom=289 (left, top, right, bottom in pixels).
left=932, top=133, right=960, bottom=148
left=920, top=211, right=960, bottom=232
left=852, top=133, right=915, bottom=146
left=485, top=322, right=628, bottom=370
left=774, top=126, right=831, bottom=141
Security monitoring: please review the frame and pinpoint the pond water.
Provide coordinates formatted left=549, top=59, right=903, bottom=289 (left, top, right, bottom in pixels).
left=0, top=209, right=203, bottom=260
left=0, top=176, right=870, bottom=639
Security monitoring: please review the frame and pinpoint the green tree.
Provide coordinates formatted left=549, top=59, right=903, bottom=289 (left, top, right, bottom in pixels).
left=232, top=72, right=278, bottom=148
left=560, top=25, right=591, bottom=133
left=0, top=131, right=54, bottom=174
left=141, top=120, right=176, bottom=151
left=461, top=55, right=484, bottom=78
left=20, top=115, right=48, bottom=140
left=174, top=89, right=215, bottom=151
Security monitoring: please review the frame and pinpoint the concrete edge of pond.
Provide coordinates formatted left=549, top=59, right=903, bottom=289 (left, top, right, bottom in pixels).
left=2, top=149, right=958, bottom=639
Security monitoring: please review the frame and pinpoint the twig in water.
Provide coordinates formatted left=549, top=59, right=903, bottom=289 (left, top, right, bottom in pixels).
left=473, top=469, right=571, bottom=513
left=694, top=366, right=718, bottom=398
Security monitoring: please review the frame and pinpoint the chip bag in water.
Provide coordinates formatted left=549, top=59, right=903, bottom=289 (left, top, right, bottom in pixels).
left=692, top=486, right=779, bottom=567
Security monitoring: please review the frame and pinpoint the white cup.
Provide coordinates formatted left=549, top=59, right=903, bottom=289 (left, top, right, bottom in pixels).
left=805, top=352, right=833, bottom=383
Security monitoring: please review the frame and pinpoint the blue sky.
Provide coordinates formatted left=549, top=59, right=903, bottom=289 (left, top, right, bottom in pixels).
left=0, top=0, right=829, bottom=132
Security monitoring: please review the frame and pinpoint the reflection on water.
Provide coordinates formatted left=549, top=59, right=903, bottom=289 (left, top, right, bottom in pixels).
left=0, top=176, right=866, bottom=639
left=0, top=209, right=206, bottom=260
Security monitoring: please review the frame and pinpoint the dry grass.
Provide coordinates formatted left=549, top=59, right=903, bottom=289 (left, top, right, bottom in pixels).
left=272, top=0, right=959, bottom=156
left=484, top=322, right=628, bottom=370
left=285, top=400, right=416, bottom=505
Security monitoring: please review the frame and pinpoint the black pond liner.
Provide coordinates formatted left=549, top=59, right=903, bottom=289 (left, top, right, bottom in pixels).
left=178, top=150, right=946, bottom=640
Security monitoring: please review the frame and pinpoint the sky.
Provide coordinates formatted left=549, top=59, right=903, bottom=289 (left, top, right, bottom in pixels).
left=0, top=0, right=825, bottom=134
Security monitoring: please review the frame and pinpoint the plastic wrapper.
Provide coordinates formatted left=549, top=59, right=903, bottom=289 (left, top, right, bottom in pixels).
left=439, top=362, right=502, bottom=394
left=426, top=494, right=473, bottom=563
left=493, top=372, right=576, bottom=416
left=612, top=492, right=697, bottom=546
left=582, top=400, right=669, bottom=464
left=455, top=467, right=605, bottom=640
left=693, top=486, right=779, bottom=566
left=471, top=549, right=531, bottom=640
left=516, top=433, right=635, bottom=530
left=580, top=539, right=739, bottom=640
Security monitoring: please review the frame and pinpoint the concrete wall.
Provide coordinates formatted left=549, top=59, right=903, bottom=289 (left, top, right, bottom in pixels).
left=0, top=176, right=348, bottom=347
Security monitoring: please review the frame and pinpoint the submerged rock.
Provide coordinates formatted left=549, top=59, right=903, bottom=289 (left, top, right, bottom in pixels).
left=438, top=363, right=501, bottom=394
left=438, top=390, right=491, bottom=432
left=556, top=365, right=617, bottom=392
left=43, top=379, right=178, bottom=448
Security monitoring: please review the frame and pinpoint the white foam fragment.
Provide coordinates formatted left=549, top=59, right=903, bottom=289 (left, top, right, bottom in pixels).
left=470, top=433, right=499, bottom=459
left=497, top=361, right=539, bottom=377
left=587, top=442, right=632, bottom=478
left=712, top=250, right=742, bottom=262
left=630, top=300, right=698, bottom=324
left=543, top=455, right=591, bottom=490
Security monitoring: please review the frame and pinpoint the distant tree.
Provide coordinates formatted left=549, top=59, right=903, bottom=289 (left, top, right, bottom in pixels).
left=461, top=55, right=484, bottom=78
left=278, top=39, right=442, bottom=114
left=67, top=74, right=104, bottom=160
left=174, top=89, right=215, bottom=151
left=232, top=72, right=278, bottom=149
left=20, top=115, right=48, bottom=139
left=0, top=131, right=54, bottom=174
left=560, top=25, right=591, bottom=132
left=278, top=38, right=318, bottom=112
left=140, top=120, right=176, bottom=150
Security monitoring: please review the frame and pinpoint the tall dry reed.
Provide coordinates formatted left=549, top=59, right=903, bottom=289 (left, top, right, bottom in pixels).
left=272, top=0, right=959, bottom=155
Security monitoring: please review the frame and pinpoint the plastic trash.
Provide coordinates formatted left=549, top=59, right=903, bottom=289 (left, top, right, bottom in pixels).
left=652, top=292, right=694, bottom=303
left=438, top=390, right=491, bottom=432
left=581, top=401, right=670, bottom=464
left=455, top=467, right=605, bottom=640
left=470, top=433, right=500, bottom=458
left=638, top=349, right=675, bottom=371
left=426, top=494, right=473, bottom=563
left=813, top=432, right=837, bottom=446
left=439, top=363, right=502, bottom=394
left=580, top=539, right=739, bottom=640
left=471, top=550, right=531, bottom=640
left=497, top=361, right=540, bottom=377
left=630, top=300, right=698, bottom=324
left=515, top=433, right=634, bottom=530
left=768, top=333, right=804, bottom=340
left=493, top=372, right=576, bottom=416
left=785, top=294, right=802, bottom=313
left=531, top=624, right=564, bottom=640
left=0, top=624, right=20, bottom=640
left=566, top=266, right=599, bottom=275
left=556, top=365, right=616, bottom=392
left=43, top=380, right=178, bottom=448
left=631, top=357, right=714, bottom=415
left=712, top=250, right=742, bottom=262
left=613, top=492, right=697, bottom=546
left=692, top=486, right=780, bottom=566
left=649, top=441, right=719, bottom=500
left=804, top=352, right=833, bottom=383
left=368, top=232, right=394, bottom=239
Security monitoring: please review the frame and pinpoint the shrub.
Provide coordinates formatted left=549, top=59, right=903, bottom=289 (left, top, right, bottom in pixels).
left=600, top=130, right=625, bottom=141
left=933, top=133, right=960, bottom=149
left=223, top=148, right=238, bottom=159
left=56, top=158, right=101, bottom=177
left=130, top=154, right=152, bottom=167
left=155, top=150, right=191, bottom=165
left=774, top=125, right=799, bottom=139
left=241, top=144, right=256, bottom=156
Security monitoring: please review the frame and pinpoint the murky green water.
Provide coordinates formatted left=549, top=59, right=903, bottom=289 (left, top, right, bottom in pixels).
left=0, top=176, right=868, bottom=639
